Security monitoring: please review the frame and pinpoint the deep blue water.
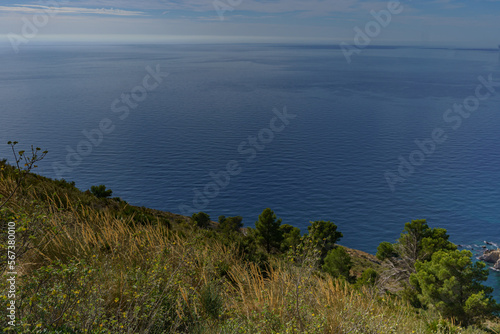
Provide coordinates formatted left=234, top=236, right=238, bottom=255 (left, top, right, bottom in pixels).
left=1, top=44, right=499, bottom=296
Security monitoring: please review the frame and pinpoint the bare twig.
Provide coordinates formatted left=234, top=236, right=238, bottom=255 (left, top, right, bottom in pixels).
left=0, top=141, right=48, bottom=210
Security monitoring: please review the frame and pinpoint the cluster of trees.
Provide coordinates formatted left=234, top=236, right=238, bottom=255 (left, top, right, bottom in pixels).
left=192, top=212, right=499, bottom=326
left=191, top=208, right=357, bottom=282
left=376, top=219, right=499, bottom=326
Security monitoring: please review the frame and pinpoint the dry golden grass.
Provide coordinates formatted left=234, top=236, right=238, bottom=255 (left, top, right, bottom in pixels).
left=0, top=164, right=495, bottom=333
left=223, top=256, right=436, bottom=333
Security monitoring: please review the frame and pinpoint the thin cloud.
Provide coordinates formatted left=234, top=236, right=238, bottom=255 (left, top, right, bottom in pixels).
left=430, top=0, right=465, bottom=9
left=148, top=0, right=361, bottom=14
left=0, top=4, right=145, bottom=16
left=31, top=0, right=360, bottom=13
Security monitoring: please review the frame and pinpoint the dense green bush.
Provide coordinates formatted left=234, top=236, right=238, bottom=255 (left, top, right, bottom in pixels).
left=279, top=224, right=301, bottom=252
left=322, top=247, right=353, bottom=281
left=218, top=215, right=243, bottom=235
left=90, top=184, right=113, bottom=198
left=191, top=212, right=211, bottom=229
left=355, top=268, right=379, bottom=288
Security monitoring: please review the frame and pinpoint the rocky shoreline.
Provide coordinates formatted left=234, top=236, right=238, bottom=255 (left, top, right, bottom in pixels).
left=458, top=241, right=500, bottom=272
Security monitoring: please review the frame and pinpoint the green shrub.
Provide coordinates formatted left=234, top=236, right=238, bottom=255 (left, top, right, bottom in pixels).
left=218, top=215, right=243, bottom=234
left=355, top=268, right=378, bottom=288
left=192, top=212, right=211, bottom=229
left=279, top=224, right=301, bottom=252
left=322, top=247, right=353, bottom=281
left=201, top=281, right=224, bottom=319
left=90, top=184, right=112, bottom=198
left=426, top=318, right=463, bottom=334
left=376, top=241, right=397, bottom=260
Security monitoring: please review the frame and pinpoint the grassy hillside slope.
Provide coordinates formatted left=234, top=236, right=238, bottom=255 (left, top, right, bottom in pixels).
left=0, top=160, right=497, bottom=333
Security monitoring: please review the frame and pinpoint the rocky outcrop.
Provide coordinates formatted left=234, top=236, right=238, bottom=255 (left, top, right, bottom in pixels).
left=479, top=249, right=500, bottom=263
left=479, top=249, right=500, bottom=271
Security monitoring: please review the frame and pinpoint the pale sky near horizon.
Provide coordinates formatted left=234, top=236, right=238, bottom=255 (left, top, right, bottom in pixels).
left=0, top=0, right=499, bottom=47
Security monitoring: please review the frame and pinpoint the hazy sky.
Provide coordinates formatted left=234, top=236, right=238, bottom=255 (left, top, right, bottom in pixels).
left=0, top=0, right=499, bottom=46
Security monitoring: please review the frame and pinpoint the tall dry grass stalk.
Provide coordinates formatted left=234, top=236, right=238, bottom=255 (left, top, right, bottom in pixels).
left=1, top=170, right=494, bottom=333
left=223, top=257, right=442, bottom=333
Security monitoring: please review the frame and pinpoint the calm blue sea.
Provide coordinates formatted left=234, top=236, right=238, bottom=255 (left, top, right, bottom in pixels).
left=1, top=43, right=499, bottom=296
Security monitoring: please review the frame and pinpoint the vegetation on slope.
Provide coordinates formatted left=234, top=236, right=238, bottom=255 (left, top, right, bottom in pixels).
left=0, top=144, right=499, bottom=333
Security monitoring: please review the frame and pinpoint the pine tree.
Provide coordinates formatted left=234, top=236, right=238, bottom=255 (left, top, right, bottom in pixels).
left=411, top=249, right=499, bottom=325
left=255, top=208, right=283, bottom=254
